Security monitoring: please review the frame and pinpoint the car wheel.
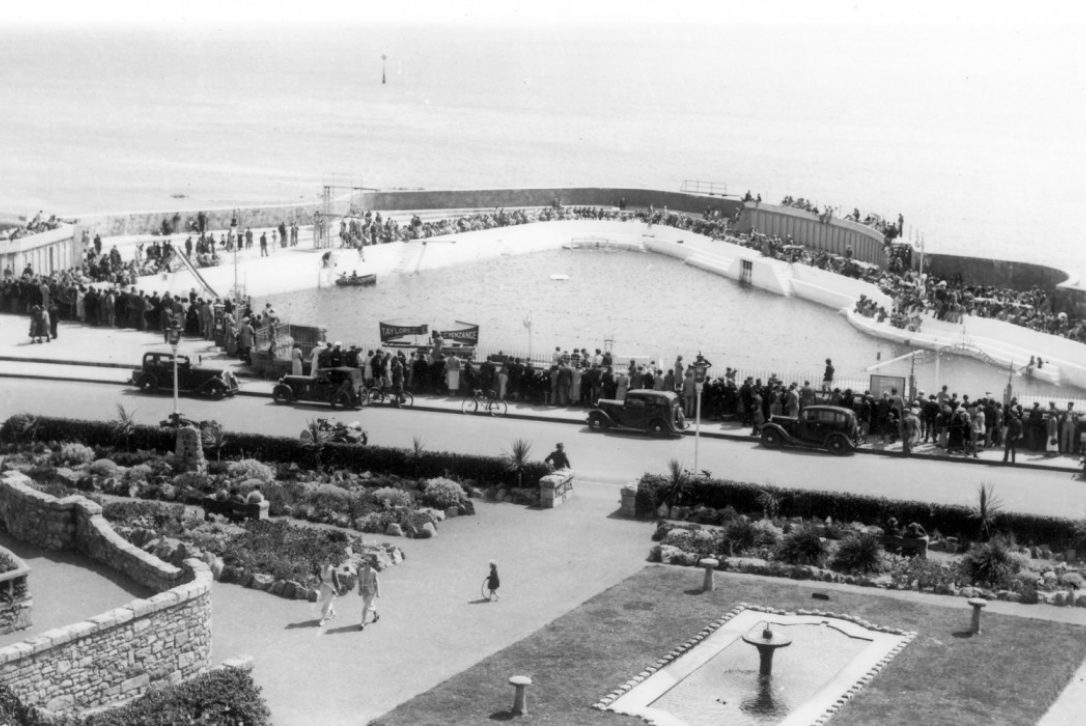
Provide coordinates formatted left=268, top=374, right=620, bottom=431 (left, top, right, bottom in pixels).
left=588, top=413, right=609, bottom=431
left=331, top=392, right=350, bottom=409
left=761, top=428, right=782, bottom=449
left=272, top=385, right=292, bottom=404
left=138, top=375, right=158, bottom=394
left=205, top=383, right=226, bottom=400
left=827, top=433, right=853, bottom=456
left=648, top=419, right=667, bottom=437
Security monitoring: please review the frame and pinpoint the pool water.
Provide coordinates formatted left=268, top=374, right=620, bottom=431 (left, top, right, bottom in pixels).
left=268, top=248, right=1070, bottom=398
left=652, top=622, right=868, bottom=726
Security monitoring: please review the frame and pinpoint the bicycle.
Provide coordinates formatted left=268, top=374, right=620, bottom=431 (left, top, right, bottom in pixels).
left=365, top=385, right=414, bottom=408
left=460, top=389, right=507, bottom=416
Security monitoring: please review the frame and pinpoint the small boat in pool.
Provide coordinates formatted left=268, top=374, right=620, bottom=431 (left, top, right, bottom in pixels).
left=335, top=273, right=377, bottom=287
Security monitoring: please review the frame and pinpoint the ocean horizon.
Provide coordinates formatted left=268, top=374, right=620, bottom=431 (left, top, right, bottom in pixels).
left=2, top=19, right=1084, bottom=279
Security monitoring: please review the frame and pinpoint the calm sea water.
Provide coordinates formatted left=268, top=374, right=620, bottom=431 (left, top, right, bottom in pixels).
left=2, top=22, right=1085, bottom=278
left=267, top=248, right=1067, bottom=398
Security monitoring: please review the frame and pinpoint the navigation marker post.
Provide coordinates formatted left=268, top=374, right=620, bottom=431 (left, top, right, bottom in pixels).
left=693, top=363, right=708, bottom=473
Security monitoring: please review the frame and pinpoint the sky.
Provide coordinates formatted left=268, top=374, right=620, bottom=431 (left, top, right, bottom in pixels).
left=5, top=0, right=1081, bottom=29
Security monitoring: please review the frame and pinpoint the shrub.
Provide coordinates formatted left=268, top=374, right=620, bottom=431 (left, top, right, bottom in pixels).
left=420, top=477, right=466, bottom=509
left=725, top=518, right=758, bottom=553
left=217, top=519, right=360, bottom=586
left=371, top=487, right=413, bottom=509
left=307, top=483, right=352, bottom=517
left=962, top=536, right=1021, bottom=589
left=661, top=526, right=722, bottom=558
left=52, top=442, right=95, bottom=466
left=122, top=464, right=154, bottom=486
left=76, top=665, right=271, bottom=726
left=885, top=554, right=962, bottom=591
left=88, top=458, right=120, bottom=477
left=101, top=499, right=191, bottom=535
left=751, top=519, right=784, bottom=547
left=830, top=532, right=885, bottom=574
left=227, top=458, right=275, bottom=483
left=776, top=527, right=827, bottom=566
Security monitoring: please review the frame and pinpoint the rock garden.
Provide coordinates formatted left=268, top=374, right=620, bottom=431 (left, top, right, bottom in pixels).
left=635, top=461, right=1086, bottom=607
left=0, top=413, right=550, bottom=601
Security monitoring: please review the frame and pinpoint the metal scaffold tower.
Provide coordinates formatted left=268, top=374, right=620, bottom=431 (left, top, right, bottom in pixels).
left=316, top=174, right=378, bottom=248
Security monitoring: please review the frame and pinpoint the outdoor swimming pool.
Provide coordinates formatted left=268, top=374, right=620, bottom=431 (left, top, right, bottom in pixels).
left=268, top=248, right=1068, bottom=398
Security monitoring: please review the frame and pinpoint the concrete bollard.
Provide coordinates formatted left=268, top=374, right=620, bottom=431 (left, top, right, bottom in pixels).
left=509, top=675, right=532, bottom=716
left=699, top=558, right=720, bottom=592
left=967, top=597, right=987, bottom=635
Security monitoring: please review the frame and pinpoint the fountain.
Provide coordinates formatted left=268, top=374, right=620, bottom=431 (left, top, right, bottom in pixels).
left=742, top=622, right=793, bottom=678
left=598, top=606, right=914, bottom=726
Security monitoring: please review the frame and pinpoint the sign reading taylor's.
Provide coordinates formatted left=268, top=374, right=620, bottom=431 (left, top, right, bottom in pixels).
left=379, top=322, right=428, bottom=342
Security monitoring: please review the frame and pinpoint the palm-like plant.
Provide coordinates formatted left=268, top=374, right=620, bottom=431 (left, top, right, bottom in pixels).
left=300, top=419, right=333, bottom=473
left=410, top=435, right=426, bottom=476
left=971, top=482, right=1003, bottom=542
left=110, top=405, right=138, bottom=452
left=757, top=485, right=782, bottom=519
left=503, top=439, right=533, bottom=488
left=200, top=420, right=228, bottom=461
left=662, top=458, right=690, bottom=509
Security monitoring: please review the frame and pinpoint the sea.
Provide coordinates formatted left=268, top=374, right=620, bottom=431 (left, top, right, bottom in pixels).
left=1, top=19, right=1083, bottom=397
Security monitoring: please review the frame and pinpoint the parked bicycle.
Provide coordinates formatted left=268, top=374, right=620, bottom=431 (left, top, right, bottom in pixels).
left=460, top=388, right=507, bottom=416
left=365, top=384, right=414, bottom=408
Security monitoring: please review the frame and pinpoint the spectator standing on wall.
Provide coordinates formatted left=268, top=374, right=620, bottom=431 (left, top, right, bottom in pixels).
left=822, top=358, right=834, bottom=392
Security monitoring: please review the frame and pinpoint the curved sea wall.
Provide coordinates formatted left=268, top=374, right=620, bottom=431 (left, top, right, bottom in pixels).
left=0, top=472, right=212, bottom=713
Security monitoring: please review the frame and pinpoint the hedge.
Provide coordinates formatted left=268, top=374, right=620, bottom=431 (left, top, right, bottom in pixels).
left=635, top=474, right=1081, bottom=549
left=0, top=667, right=270, bottom=726
left=2, top=415, right=550, bottom=487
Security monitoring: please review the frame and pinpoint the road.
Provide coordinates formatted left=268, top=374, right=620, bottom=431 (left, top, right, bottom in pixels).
left=2, top=379, right=1083, bottom=519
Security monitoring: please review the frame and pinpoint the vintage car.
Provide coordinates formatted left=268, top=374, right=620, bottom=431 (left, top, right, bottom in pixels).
left=759, top=404, right=860, bottom=455
left=272, top=366, right=366, bottom=409
left=587, top=389, right=686, bottom=437
left=131, top=352, right=239, bottom=399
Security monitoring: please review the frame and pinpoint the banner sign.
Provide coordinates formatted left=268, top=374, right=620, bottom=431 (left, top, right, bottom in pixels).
left=440, top=324, right=479, bottom=345
left=380, top=322, right=428, bottom=342
left=869, top=374, right=906, bottom=399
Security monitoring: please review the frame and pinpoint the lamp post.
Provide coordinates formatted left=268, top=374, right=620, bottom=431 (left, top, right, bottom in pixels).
left=693, top=364, right=708, bottom=472
left=167, top=324, right=182, bottom=421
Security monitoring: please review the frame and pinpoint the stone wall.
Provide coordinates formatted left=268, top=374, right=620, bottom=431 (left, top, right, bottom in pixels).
left=0, top=472, right=212, bottom=712
left=0, top=547, right=31, bottom=635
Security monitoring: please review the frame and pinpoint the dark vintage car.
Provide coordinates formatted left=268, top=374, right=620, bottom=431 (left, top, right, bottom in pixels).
left=272, top=366, right=366, bottom=409
left=760, top=404, right=860, bottom=455
left=587, top=389, right=686, bottom=437
left=131, top=352, right=240, bottom=399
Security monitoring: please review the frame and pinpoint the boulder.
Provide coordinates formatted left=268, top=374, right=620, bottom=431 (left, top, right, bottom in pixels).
left=51, top=467, right=82, bottom=487
left=1075, top=592, right=1086, bottom=608
left=248, top=573, right=275, bottom=591
left=934, top=582, right=957, bottom=596
left=415, top=522, right=437, bottom=539
left=280, top=581, right=296, bottom=599
left=385, top=523, right=404, bottom=537
left=458, top=499, right=475, bottom=516
left=270, top=580, right=286, bottom=596
left=958, top=586, right=983, bottom=599
left=445, top=506, right=459, bottom=519
left=655, top=504, right=670, bottom=519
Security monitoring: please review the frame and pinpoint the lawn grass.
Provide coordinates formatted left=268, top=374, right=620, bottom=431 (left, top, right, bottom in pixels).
left=370, top=565, right=1086, bottom=726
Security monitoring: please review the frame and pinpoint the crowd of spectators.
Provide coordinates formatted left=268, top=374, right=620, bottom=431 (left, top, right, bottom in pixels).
left=0, top=210, right=68, bottom=242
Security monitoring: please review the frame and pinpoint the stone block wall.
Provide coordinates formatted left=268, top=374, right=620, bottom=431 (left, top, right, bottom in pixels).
left=0, top=547, right=32, bottom=635
left=0, top=472, right=212, bottom=712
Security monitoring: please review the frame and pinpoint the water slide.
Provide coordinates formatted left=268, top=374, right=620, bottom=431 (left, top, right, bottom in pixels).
left=169, top=250, right=220, bottom=299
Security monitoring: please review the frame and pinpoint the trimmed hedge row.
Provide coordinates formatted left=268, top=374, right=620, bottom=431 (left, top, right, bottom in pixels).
left=636, top=474, right=1082, bottom=549
left=2, top=415, right=550, bottom=487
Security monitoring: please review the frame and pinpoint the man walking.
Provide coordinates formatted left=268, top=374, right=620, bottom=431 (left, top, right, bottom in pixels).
left=356, top=560, right=380, bottom=630
left=1003, top=411, right=1023, bottom=464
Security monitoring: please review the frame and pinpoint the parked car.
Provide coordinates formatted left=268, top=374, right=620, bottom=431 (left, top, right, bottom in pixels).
left=587, top=389, right=686, bottom=437
left=131, top=352, right=239, bottom=399
left=272, top=367, right=365, bottom=409
left=759, top=405, right=860, bottom=455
